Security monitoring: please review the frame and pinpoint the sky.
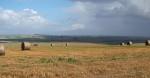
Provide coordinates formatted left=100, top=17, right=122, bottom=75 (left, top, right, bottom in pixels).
left=0, top=0, right=150, bottom=37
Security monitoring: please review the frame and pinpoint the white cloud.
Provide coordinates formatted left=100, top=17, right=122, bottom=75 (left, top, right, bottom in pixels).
left=0, top=8, right=56, bottom=34
left=71, top=24, right=85, bottom=30
left=0, top=8, right=49, bottom=27
left=23, top=8, right=37, bottom=14
left=127, top=0, right=150, bottom=17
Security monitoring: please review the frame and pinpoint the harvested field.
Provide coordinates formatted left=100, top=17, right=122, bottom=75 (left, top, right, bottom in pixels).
left=0, top=42, right=150, bottom=78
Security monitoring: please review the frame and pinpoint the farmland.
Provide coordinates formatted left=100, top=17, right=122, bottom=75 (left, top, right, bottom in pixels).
left=0, top=42, right=150, bottom=78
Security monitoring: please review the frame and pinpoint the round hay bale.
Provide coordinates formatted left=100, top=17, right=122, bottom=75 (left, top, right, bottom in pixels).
left=0, top=45, right=5, bottom=56
left=50, top=43, right=53, bottom=47
left=145, top=40, right=150, bottom=46
left=120, top=42, right=125, bottom=46
left=127, top=41, right=133, bottom=46
left=33, top=43, right=38, bottom=46
left=21, top=42, right=31, bottom=50
left=65, top=43, right=68, bottom=47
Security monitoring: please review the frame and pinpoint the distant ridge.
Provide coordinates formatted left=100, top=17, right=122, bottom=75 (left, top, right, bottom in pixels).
left=0, top=35, right=149, bottom=44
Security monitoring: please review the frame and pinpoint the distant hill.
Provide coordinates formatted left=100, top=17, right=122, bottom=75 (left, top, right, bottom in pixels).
left=0, top=34, right=150, bottom=44
left=0, top=34, right=45, bottom=39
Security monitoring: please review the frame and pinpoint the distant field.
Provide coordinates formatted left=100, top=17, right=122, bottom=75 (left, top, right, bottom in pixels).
left=0, top=42, right=150, bottom=78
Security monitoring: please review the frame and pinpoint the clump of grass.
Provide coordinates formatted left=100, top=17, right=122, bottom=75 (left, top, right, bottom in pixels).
left=111, top=55, right=129, bottom=61
left=39, top=58, right=54, bottom=63
left=17, top=56, right=32, bottom=63
left=18, top=58, right=25, bottom=61
left=66, top=57, right=77, bottom=64
left=57, top=57, right=65, bottom=61
left=56, top=57, right=78, bottom=64
left=0, top=64, right=9, bottom=67
left=38, top=57, right=78, bottom=64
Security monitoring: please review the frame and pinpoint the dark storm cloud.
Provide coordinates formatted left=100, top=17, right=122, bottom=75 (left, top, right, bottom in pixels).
left=66, top=0, right=150, bottom=36
left=71, top=0, right=117, bottom=3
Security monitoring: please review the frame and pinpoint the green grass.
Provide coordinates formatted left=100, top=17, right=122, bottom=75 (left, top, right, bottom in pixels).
left=38, top=57, right=78, bottom=64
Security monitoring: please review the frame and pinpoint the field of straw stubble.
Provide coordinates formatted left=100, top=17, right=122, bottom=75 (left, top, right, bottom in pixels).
left=0, top=42, right=150, bottom=78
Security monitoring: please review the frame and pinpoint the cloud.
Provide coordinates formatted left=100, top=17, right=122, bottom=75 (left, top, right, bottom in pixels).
left=0, top=8, right=58, bottom=34
left=0, top=8, right=48, bottom=26
left=71, top=24, right=84, bottom=30
left=70, top=0, right=117, bottom=3
left=65, top=0, right=150, bottom=36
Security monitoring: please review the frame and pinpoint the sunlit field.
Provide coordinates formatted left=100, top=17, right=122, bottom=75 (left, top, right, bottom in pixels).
left=0, top=42, right=150, bottom=78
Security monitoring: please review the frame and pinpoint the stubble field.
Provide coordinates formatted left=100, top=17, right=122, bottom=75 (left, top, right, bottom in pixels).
left=0, top=42, right=150, bottom=78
